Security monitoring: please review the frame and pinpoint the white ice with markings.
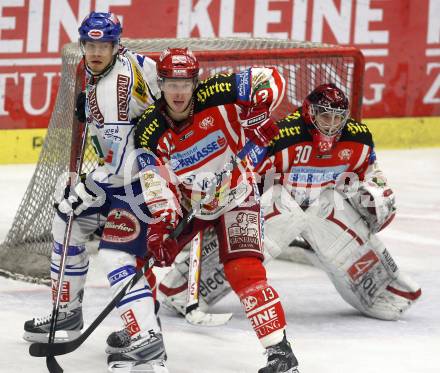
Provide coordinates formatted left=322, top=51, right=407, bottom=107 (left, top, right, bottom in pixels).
left=0, top=148, right=439, bottom=373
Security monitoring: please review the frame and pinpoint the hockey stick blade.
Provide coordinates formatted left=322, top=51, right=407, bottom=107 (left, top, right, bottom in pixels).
left=185, top=308, right=233, bottom=327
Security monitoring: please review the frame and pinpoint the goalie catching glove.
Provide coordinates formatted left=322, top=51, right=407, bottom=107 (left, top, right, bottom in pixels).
left=55, top=176, right=104, bottom=216
left=350, top=176, right=396, bottom=233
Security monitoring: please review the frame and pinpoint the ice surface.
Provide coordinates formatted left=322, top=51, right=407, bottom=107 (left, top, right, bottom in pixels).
left=1, top=148, right=439, bottom=373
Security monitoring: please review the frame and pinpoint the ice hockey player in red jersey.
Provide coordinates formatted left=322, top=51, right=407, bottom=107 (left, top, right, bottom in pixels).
left=259, top=83, right=422, bottom=321
left=134, top=48, right=300, bottom=373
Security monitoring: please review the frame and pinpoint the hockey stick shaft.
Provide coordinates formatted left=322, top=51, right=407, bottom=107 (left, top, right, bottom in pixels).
left=45, top=121, right=89, bottom=373
left=186, top=231, right=203, bottom=314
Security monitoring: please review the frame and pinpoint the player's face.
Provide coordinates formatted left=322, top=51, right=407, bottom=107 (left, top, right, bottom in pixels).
left=83, top=41, right=114, bottom=74
left=161, top=78, right=195, bottom=115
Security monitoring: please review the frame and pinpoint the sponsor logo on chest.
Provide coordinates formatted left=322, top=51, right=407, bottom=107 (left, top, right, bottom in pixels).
left=289, top=165, right=348, bottom=185
left=338, top=148, right=353, bottom=161
left=199, top=116, right=214, bottom=130
left=170, top=130, right=227, bottom=171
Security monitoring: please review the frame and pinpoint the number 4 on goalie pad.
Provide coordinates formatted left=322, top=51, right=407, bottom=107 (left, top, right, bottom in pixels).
left=302, top=189, right=421, bottom=321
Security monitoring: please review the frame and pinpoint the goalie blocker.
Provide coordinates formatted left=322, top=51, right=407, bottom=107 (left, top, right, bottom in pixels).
left=159, top=185, right=421, bottom=321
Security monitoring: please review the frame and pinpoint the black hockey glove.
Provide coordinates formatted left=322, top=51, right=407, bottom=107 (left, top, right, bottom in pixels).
left=75, top=91, right=86, bottom=123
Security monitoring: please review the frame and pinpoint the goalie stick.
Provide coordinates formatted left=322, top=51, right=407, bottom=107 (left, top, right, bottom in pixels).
left=185, top=231, right=233, bottom=326
left=30, top=140, right=262, bottom=360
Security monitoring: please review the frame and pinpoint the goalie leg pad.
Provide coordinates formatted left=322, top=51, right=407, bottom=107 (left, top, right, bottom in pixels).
left=99, top=249, right=161, bottom=337
left=302, top=189, right=421, bottom=320
left=261, top=184, right=308, bottom=259
left=224, top=257, right=286, bottom=347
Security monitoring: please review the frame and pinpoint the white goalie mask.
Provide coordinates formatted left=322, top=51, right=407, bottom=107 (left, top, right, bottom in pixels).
left=303, top=83, right=350, bottom=137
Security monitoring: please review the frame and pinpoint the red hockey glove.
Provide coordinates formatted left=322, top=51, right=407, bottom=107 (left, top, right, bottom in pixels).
left=240, top=107, right=279, bottom=147
left=147, top=222, right=180, bottom=267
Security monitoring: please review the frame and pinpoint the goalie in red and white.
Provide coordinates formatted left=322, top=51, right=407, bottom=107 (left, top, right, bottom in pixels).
left=160, top=83, right=421, bottom=323
left=259, top=83, right=422, bottom=321
left=134, top=48, right=299, bottom=373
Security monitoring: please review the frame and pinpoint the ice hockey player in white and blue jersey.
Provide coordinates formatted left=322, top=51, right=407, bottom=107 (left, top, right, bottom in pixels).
left=23, top=12, right=167, bottom=373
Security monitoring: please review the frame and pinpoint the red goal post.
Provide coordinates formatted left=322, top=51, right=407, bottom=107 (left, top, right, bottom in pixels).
left=0, top=38, right=365, bottom=283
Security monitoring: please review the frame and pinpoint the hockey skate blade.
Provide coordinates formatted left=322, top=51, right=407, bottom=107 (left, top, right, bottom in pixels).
left=23, top=329, right=82, bottom=344
left=108, top=359, right=169, bottom=373
left=185, top=308, right=232, bottom=326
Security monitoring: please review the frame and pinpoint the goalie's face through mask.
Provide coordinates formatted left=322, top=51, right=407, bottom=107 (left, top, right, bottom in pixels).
left=310, top=104, right=349, bottom=136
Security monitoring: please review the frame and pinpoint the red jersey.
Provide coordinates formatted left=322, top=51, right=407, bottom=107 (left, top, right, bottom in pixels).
left=257, top=108, right=376, bottom=206
left=134, top=68, right=285, bottom=220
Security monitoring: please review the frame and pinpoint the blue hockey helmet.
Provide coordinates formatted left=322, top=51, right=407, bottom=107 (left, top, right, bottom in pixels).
left=78, top=12, right=122, bottom=43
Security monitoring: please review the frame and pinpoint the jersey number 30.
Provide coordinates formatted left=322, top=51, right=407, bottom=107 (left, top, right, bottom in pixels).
left=293, top=145, right=312, bottom=164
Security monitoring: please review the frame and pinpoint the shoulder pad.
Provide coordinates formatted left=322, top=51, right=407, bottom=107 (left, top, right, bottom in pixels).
left=268, top=110, right=311, bottom=155
left=194, top=73, right=236, bottom=111
left=342, top=118, right=374, bottom=147
left=135, top=103, right=167, bottom=151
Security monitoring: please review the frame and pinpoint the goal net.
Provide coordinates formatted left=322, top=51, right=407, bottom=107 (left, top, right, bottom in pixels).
left=0, top=37, right=364, bottom=283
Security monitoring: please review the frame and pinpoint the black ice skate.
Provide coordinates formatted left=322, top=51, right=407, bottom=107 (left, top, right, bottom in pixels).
left=106, top=301, right=162, bottom=353
left=106, top=327, right=131, bottom=352
left=259, top=334, right=300, bottom=373
left=107, top=331, right=168, bottom=373
left=23, top=307, right=83, bottom=343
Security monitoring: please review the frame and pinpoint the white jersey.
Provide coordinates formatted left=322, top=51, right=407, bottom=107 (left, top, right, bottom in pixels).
left=85, top=48, right=159, bottom=187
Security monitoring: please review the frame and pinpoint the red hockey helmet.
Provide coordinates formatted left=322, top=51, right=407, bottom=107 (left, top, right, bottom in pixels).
left=157, top=48, right=199, bottom=79
left=302, top=83, right=349, bottom=136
